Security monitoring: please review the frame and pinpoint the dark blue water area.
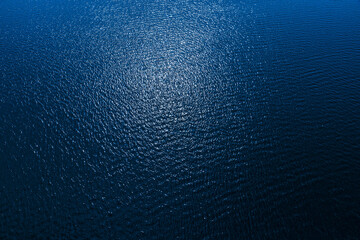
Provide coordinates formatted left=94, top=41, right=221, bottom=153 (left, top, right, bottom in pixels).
left=1, top=0, right=360, bottom=239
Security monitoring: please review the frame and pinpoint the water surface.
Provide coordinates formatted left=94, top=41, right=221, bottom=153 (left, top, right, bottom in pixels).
left=1, top=0, right=360, bottom=239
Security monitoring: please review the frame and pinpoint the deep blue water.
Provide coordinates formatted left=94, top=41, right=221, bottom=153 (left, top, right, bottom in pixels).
left=1, top=0, right=360, bottom=239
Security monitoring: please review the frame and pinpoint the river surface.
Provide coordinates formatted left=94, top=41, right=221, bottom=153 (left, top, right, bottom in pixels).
left=1, top=0, right=360, bottom=239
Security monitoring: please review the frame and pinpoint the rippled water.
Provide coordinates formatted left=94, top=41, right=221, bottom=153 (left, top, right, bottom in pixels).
left=1, top=0, right=360, bottom=239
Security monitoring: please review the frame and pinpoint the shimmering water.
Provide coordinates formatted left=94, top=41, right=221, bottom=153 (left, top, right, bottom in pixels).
left=1, top=0, right=360, bottom=239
